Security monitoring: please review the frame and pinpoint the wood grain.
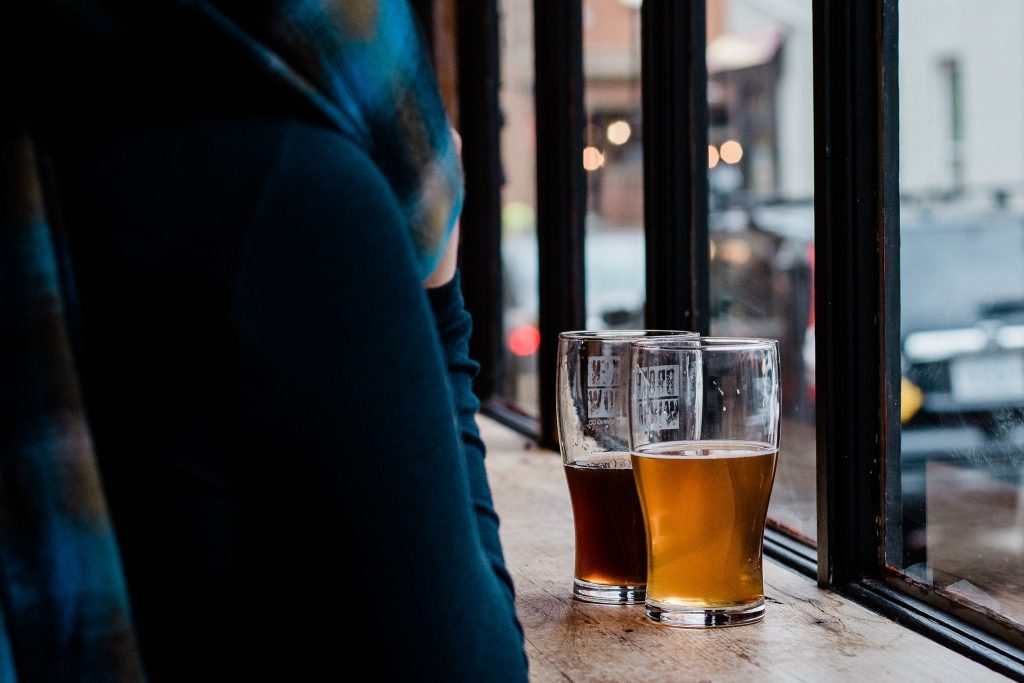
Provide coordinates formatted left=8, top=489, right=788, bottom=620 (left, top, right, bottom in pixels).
left=479, top=418, right=1006, bottom=682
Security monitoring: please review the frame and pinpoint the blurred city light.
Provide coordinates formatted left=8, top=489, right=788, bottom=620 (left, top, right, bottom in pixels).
left=720, top=139, right=744, bottom=164
left=708, top=144, right=720, bottom=169
left=508, top=324, right=541, bottom=357
left=583, top=145, right=606, bottom=171
left=718, top=238, right=752, bottom=265
left=606, top=120, right=632, bottom=145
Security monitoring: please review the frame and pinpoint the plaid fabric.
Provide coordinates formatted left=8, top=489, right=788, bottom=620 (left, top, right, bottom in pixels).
left=3, top=1, right=459, bottom=678
left=188, top=0, right=464, bottom=279
left=0, top=135, right=145, bottom=681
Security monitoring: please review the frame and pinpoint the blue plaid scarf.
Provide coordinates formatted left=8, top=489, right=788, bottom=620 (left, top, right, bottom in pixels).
left=0, top=135, right=145, bottom=681
left=3, top=1, right=462, bottom=679
left=186, top=0, right=464, bottom=278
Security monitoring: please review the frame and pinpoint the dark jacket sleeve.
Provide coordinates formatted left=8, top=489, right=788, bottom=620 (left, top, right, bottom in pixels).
left=426, top=274, right=517, bottom=604
left=232, top=123, right=527, bottom=681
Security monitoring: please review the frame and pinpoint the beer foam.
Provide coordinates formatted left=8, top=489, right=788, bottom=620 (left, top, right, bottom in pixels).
left=632, top=440, right=776, bottom=460
left=567, top=452, right=633, bottom=470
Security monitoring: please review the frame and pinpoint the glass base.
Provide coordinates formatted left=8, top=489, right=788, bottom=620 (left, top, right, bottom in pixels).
left=645, top=597, right=765, bottom=627
left=573, top=578, right=646, bottom=604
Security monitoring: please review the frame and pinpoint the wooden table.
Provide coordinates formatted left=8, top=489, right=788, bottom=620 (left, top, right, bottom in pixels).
left=479, top=417, right=1006, bottom=682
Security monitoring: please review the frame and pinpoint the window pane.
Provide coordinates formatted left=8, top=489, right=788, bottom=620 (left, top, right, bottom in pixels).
left=706, top=0, right=816, bottom=543
left=498, top=0, right=539, bottom=417
left=583, top=0, right=645, bottom=331
left=893, top=0, right=1024, bottom=627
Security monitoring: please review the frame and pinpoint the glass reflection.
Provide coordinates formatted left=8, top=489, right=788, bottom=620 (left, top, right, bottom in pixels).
left=707, top=0, right=816, bottom=543
left=498, top=0, right=539, bottom=416
left=583, top=0, right=646, bottom=332
left=896, top=0, right=1024, bottom=626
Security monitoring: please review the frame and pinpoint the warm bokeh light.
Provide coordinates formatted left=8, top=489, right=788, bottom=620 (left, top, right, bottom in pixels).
left=582, top=146, right=605, bottom=171
left=720, top=139, right=743, bottom=164
left=708, top=144, right=720, bottom=169
left=709, top=239, right=717, bottom=260
left=606, top=120, right=632, bottom=145
left=508, top=324, right=541, bottom=357
left=717, top=238, right=752, bottom=265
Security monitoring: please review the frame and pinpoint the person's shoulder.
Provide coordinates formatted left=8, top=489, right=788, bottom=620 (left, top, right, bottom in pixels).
left=273, top=121, right=398, bottom=203
left=251, top=119, right=405, bottom=237
left=177, top=116, right=400, bottom=220
left=235, top=117, right=420, bottom=296
left=230, top=117, right=426, bottom=346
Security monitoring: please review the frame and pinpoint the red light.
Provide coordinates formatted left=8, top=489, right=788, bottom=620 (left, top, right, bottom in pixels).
left=807, top=242, right=815, bottom=327
left=508, top=324, right=541, bottom=357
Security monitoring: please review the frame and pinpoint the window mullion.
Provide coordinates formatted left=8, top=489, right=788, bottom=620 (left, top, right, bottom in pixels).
left=640, top=0, right=709, bottom=334
left=457, top=0, right=504, bottom=402
left=535, top=0, right=586, bottom=449
left=812, top=0, right=899, bottom=587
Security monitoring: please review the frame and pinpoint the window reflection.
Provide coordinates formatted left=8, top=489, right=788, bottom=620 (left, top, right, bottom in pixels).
left=498, top=0, right=539, bottom=416
left=707, top=0, right=816, bottom=543
left=583, top=0, right=646, bottom=332
left=896, top=0, right=1024, bottom=626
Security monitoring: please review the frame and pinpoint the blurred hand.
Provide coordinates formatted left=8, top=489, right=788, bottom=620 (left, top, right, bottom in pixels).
left=425, top=222, right=459, bottom=289
left=425, top=128, right=462, bottom=289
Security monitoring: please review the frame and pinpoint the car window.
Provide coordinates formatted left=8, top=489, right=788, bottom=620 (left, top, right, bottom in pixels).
left=901, top=217, right=1024, bottom=334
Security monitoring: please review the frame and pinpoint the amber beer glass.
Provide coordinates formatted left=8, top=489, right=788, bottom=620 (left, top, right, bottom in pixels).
left=557, top=330, right=696, bottom=604
left=629, top=338, right=780, bottom=626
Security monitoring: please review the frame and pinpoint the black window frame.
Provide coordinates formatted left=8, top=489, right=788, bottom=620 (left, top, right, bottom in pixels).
left=447, top=0, right=1024, bottom=675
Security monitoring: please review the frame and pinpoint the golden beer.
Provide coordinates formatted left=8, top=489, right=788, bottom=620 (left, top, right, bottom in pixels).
left=631, top=441, right=777, bottom=615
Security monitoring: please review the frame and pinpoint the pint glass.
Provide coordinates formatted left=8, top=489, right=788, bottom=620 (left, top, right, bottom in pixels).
left=629, top=337, right=780, bottom=626
left=557, top=330, right=696, bottom=604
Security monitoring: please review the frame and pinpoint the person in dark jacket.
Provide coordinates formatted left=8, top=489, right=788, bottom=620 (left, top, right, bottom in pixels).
left=4, top=1, right=528, bottom=680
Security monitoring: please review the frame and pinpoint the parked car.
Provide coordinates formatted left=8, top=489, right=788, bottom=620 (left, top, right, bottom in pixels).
left=900, top=212, right=1024, bottom=439
left=896, top=210, right=1024, bottom=560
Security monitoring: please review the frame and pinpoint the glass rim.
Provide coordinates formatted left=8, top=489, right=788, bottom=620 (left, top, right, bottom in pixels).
left=558, top=329, right=697, bottom=341
left=631, top=336, right=778, bottom=352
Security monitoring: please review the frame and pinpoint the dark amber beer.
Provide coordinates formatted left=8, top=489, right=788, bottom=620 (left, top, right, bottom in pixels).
left=564, top=454, right=646, bottom=588
left=631, top=441, right=778, bottom=617
left=558, top=330, right=697, bottom=603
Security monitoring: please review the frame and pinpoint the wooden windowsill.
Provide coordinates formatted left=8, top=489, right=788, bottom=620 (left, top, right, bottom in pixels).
left=478, top=416, right=1005, bottom=681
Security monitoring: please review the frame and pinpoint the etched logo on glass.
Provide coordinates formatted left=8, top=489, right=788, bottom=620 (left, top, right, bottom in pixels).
left=587, top=355, right=624, bottom=419
left=634, top=365, right=679, bottom=430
